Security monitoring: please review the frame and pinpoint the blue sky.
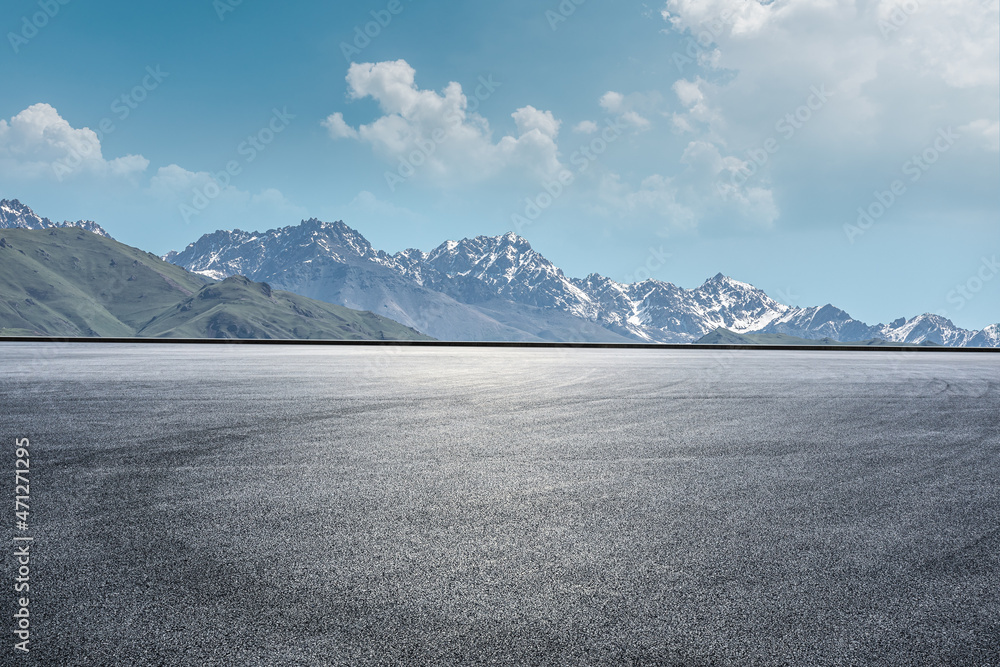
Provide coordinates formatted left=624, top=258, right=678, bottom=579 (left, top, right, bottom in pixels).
left=1, top=0, right=997, bottom=329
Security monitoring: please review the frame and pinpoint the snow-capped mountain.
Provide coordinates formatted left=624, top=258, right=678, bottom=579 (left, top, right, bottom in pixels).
left=871, top=314, right=978, bottom=347
left=562, top=273, right=794, bottom=343
left=760, top=304, right=883, bottom=342
left=164, top=219, right=395, bottom=281
left=0, top=199, right=110, bottom=238
left=164, top=217, right=998, bottom=346
left=968, top=324, right=1000, bottom=348
left=165, top=220, right=626, bottom=343
left=416, top=233, right=599, bottom=318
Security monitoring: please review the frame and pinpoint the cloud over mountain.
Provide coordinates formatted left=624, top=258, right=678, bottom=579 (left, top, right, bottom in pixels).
left=0, top=104, right=148, bottom=181
left=325, top=59, right=565, bottom=187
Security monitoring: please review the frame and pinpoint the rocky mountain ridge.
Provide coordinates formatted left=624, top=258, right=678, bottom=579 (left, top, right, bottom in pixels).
left=165, top=217, right=1000, bottom=347
left=1, top=198, right=110, bottom=238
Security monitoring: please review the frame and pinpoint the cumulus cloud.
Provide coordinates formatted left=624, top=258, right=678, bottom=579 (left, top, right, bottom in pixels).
left=147, top=163, right=206, bottom=196
left=671, top=77, right=724, bottom=134
left=0, top=103, right=314, bottom=243
left=622, top=111, right=652, bottom=131
left=322, top=112, right=359, bottom=140
left=594, top=90, right=656, bottom=134
left=324, top=60, right=565, bottom=186
left=661, top=0, right=774, bottom=37
left=874, top=0, right=999, bottom=89
left=598, top=172, right=697, bottom=232
left=512, top=106, right=561, bottom=139
left=585, top=82, right=780, bottom=232
left=0, top=103, right=149, bottom=181
left=574, top=120, right=599, bottom=134
left=680, top=140, right=778, bottom=227
left=660, top=0, right=998, bottom=144
left=657, top=0, right=998, bottom=229
left=599, top=91, right=625, bottom=113
left=672, top=79, right=704, bottom=108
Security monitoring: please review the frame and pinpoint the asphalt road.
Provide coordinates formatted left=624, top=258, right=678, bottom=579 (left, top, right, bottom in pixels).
left=2, top=344, right=998, bottom=666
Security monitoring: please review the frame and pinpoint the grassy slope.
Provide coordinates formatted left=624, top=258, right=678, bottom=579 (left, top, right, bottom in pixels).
left=139, top=276, right=434, bottom=340
left=0, top=229, right=432, bottom=340
left=0, top=228, right=207, bottom=336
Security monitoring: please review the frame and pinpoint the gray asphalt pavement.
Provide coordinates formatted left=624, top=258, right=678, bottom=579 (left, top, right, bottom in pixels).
left=2, top=344, right=998, bottom=665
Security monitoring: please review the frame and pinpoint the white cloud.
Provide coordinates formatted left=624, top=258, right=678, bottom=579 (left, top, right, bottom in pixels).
left=512, top=106, right=561, bottom=139
left=0, top=104, right=314, bottom=242
left=147, top=163, right=205, bottom=195
left=327, top=60, right=565, bottom=185
left=596, top=138, right=778, bottom=233
left=599, top=91, right=625, bottom=113
left=573, top=120, right=599, bottom=134
left=322, top=112, right=359, bottom=140
left=670, top=116, right=692, bottom=133
left=673, top=78, right=704, bottom=108
left=595, top=90, right=660, bottom=134
left=621, top=111, right=652, bottom=131
left=662, top=0, right=774, bottom=37
left=660, top=0, right=999, bottom=145
left=671, top=78, right=723, bottom=133
left=602, top=173, right=698, bottom=232
left=656, top=0, right=998, bottom=231
left=679, top=140, right=778, bottom=227
left=0, top=103, right=148, bottom=181
left=874, top=0, right=999, bottom=89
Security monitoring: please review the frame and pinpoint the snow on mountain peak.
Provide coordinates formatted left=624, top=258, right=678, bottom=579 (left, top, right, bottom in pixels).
left=701, top=273, right=758, bottom=292
left=0, top=198, right=111, bottom=238
left=876, top=313, right=977, bottom=347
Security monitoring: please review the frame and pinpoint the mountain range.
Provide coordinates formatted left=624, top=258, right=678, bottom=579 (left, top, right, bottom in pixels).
left=0, top=221, right=430, bottom=341
left=3, top=198, right=994, bottom=346
left=165, top=218, right=999, bottom=347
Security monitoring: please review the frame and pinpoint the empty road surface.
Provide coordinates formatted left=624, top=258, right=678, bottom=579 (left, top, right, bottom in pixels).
left=2, top=344, right=998, bottom=665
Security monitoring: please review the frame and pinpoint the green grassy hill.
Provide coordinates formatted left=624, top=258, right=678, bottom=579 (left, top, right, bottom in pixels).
left=695, top=328, right=938, bottom=347
left=0, top=228, right=432, bottom=341
left=138, top=276, right=432, bottom=340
